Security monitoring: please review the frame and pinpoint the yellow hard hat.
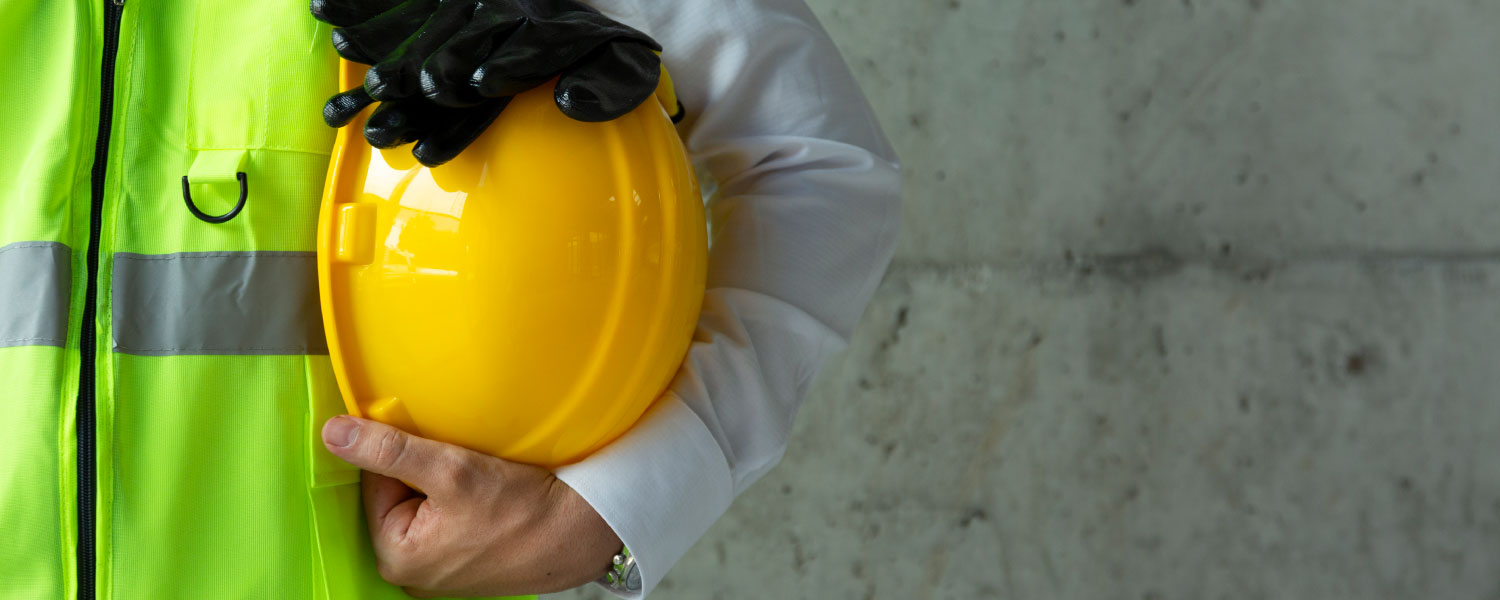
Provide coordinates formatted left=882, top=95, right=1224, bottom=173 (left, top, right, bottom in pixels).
left=316, top=61, right=706, bottom=467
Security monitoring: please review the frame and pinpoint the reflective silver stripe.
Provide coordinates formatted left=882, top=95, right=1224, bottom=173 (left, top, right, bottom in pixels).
left=0, top=241, right=71, bottom=349
left=112, top=251, right=328, bottom=356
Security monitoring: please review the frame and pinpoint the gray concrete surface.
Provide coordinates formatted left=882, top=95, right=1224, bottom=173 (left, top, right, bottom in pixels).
left=565, top=1, right=1500, bottom=598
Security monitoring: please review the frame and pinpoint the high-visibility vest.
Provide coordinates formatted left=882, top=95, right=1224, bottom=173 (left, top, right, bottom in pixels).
left=0, top=2, right=529, bottom=598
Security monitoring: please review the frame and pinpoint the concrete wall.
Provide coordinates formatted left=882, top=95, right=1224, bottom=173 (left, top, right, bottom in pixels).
left=566, top=1, right=1500, bottom=598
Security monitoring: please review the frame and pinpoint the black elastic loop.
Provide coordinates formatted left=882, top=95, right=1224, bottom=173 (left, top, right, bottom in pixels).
left=182, top=172, right=248, bottom=224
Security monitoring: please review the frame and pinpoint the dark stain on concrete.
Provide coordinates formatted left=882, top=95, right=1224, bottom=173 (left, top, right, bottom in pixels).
left=789, top=534, right=808, bottom=574
left=958, top=507, right=989, bottom=528
left=877, top=305, right=910, bottom=353
left=1239, top=264, right=1274, bottom=282
left=1091, top=246, right=1184, bottom=283
left=1345, top=353, right=1367, bottom=375
left=1341, top=345, right=1383, bottom=379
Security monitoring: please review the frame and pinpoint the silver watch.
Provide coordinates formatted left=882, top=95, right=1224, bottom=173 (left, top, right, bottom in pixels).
left=599, top=545, right=641, bottom=593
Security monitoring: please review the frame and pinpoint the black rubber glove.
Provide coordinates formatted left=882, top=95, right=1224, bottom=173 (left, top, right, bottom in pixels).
left=312, top=0, right=663, bottom=166
left=322, top=87, right=511, bottom=167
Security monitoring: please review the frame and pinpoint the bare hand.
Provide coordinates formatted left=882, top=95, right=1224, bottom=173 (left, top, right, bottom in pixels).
left=321, top=415, right=620, bottom=597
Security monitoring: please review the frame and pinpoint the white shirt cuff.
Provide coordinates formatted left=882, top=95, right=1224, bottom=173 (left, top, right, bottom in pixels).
left=553, top=393, right=734, bottom=598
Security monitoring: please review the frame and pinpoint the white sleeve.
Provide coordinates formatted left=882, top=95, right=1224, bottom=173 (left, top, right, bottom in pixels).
left=551, top=0, right=901, bottom=597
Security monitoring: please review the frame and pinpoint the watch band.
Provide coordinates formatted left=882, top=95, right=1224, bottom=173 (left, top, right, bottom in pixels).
left=600, top=545, right=642, bottom=593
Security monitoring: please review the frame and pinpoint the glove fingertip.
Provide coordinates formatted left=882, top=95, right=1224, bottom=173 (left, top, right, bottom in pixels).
left=331, top=29, right=378, bottom=64
left=364, top=66, right=392, bottom=100
left=309, top=0, right=352, bottom=26
left=363, top=107, right=415, bottom=148
left=363, top=125, right=406, bottom=150
left=324, top=88, right=375, bottom=128
left=554, top=87, right=627, bottom=122
left=366, top=62, right=421, bottom=100
left=420, top=67, right=484, bottom=107
left=411, top=140, right=459, bottom=168
left=411, top=98, right=510, bottom=166
left=553, top=47, right=660, bottom=122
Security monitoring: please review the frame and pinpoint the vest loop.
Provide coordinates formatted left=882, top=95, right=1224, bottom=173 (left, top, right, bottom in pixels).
left=182, top=171, right=248, bottom=223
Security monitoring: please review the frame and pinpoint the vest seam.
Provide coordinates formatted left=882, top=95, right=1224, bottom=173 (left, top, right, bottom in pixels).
left=0, top=241, right=70, bottom=254
left=188, top=145, right=333, bottom=157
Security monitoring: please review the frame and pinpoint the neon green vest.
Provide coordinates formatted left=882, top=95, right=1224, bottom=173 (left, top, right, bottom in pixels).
left=0, top=2, right=529, bottom=598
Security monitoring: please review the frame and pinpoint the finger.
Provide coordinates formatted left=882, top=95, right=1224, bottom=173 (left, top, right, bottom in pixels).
left=329, top=0, right=438, bottom=65
left=323, top=86, right=376, bottom=127
left=469, top=33, right=601, bottom=100
left=364, top=0, right=474, bottom=100
left=362, top=471, right=421, bottom=543
left=418, top=66, right=486, bottom=108
left=363, top=99, right=434, bottom=148
left=418, top=7, right=526, bottom=107
left=468, top=42, right=563, bottom=100
left=321, top=415, right=470, bottom=494
left=470, top=13, right=657, bottom=100
left=554, top=41, right=661, bottom=122
left=309, top=0, right=405, bottom=28
left=410, top=98, right=510, bottom=167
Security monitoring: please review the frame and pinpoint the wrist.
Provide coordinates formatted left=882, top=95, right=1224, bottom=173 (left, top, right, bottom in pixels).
left=545, top=475, right=623, bottom=584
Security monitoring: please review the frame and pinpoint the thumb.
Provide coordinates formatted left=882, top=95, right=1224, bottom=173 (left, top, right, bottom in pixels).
left=322, top=415, right=471, bottom=495
left=553, top=42, right=660, bottom=122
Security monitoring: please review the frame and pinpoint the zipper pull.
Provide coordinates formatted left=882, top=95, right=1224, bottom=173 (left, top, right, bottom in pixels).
left=112, top=0, right=124, bottom=6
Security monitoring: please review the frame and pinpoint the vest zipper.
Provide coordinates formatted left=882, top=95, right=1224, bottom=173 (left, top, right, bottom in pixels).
left=80, top=1, right=124, bottom=598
